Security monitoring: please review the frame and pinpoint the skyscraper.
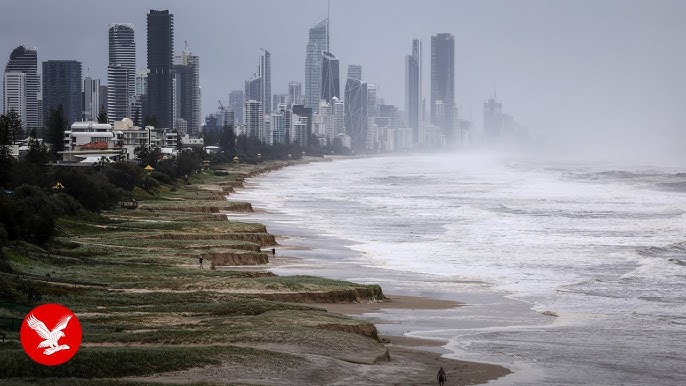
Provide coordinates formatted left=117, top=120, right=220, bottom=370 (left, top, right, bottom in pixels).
left=244, top=50, right=270, bottom=115
left=147, top=10, right=174, bottom=128
left=483, top=96, right=503, bottom=139
left=108, top=23, right=135, bottom=123
left=321, top=51, right=340, bottom=103
left=244, top=77, right=261, bottom=106
left=431, top=33, right=455, bottom=141
left=344, top=77, right=367, bottom=151
left=42, top=60, right=82, bottom=126
left=332, top=96, right=344, bottom=135
left=288, top=81, right=303, bottom=105
left=135, top=69, right=148, bottom=97
left=305, top=18, right=328, bottom=113
left=83, top=76, right=100, bottom=121
left=173, top=49, right=201, bottom=134
left=259, top=49, right=271, bottom=114
left=405, top=38, right=422, bottom=144
left=244, top=99, right=263, bottom=139
left=228, top=90, right=243, bottom=126
left=347, top=64, right=362, bottom=82
left=292, top=104, right=312, bottom=143
left=4, top=46, right=39, bottom=128
left=3, top=72, right=26, bottom=125
left=272, top=94, right=287, bottom=110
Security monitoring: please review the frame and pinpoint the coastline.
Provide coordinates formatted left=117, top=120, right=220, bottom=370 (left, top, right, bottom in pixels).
left=223, top=157, right=513, bottom=384
left=0, top=158, right=512, bottom=385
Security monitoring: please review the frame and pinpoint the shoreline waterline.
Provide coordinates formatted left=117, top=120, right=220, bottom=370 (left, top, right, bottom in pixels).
left=226, top=153, right=686, bottom=385
left=226, top=158, right=536, bottom=384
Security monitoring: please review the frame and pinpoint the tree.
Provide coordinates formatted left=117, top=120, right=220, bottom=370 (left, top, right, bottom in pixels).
left=25, top=129, right=49, bottom=165
left=46, top=105, right=67, bottom=157
left=97, top=105, right=108, bottom=124
left=219, top=125, right=236, bottom=159
left=4, top=110, right=23, bottom=144
left=176, top=149, right=201, bottom=177
left=0, top=114, right=15, bottom=187
left=134, top=145, right=162, bottom=168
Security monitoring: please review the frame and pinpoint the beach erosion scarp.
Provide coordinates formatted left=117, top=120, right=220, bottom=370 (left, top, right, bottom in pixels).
left=0, top=158, right=510, bottom=385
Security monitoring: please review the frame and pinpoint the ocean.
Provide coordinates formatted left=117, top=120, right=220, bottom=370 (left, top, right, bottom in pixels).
left=228, top=152, right=686, bottom=385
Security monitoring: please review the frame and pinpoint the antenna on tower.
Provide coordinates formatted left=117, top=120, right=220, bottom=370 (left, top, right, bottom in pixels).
left=327, top=0, right=330, bottom=49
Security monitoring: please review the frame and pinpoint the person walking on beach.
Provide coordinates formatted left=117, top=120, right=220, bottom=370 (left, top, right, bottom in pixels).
left=437, top=366, right=447, bottom=386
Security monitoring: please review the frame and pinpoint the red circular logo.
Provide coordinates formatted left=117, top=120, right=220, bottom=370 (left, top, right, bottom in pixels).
left=20, top=303, right=82, bottom=366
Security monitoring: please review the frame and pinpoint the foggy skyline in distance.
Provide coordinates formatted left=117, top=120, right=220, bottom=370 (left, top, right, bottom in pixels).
left=1, top=0, right=684, bottom=164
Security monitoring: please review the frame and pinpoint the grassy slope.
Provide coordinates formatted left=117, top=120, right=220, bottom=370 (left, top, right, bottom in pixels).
left=0, top=162, right=386, bottom=383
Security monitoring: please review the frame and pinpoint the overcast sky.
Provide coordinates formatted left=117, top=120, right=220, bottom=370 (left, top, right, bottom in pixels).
left=1, top=0, right=685, bottom=160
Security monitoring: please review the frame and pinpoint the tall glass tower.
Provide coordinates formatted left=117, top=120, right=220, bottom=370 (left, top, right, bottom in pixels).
left=305, top=18, right=328, bottom=114
left=147, top=9, right=174, bottom=128
left=4, top=46, right=39, bottom=128
left=321, top=51, right=340, bottom=103
left=344, top=77, right=367, bottom=151
left=107, top=23, right=135, bottom=123
left=347, top=64, right=362, bottom=82
left=431, top=33, right=455, bottom=140
left=405, top=38, right=421, bottom=145
left=42, top=60, right=82, bottom=126
left=259, top=49, right=271, bottom=114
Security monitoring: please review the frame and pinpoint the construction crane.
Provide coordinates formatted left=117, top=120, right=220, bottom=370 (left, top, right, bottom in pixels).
left=218, top=100, right=225, bottom=112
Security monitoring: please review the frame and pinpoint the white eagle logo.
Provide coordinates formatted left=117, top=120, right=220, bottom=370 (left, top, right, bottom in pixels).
left=26, top=313, right=73, bottom=355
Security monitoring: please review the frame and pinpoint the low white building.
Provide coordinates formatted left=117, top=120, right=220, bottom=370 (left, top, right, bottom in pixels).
left=60, top=121, right=124, bottom=163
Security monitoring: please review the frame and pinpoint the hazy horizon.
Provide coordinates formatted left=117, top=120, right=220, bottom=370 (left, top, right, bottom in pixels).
left=1, top=0, right=684, bottom=163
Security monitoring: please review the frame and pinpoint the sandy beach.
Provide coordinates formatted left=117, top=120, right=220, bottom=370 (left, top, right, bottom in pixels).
left=212, top=162, right=515, bottom=385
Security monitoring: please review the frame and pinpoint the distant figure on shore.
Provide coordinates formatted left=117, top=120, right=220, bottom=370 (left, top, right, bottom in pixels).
left=198, top=256, right=204, bottom=269
left=437, top=366, right=446, bottom=386
left=271, top=248, right=276, bottom=256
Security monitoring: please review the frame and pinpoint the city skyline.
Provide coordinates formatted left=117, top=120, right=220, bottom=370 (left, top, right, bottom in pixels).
left=0, top=0, right=684, bottom=155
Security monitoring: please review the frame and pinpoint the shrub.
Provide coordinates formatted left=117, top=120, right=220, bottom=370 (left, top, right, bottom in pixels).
left=150, top=170, right=172, bottom=185
left=139, top=176, right=160, bottom=193
left=50, top=193, right=83, bottom=216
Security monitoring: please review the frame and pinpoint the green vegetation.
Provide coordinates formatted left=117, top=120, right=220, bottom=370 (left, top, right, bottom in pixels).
left=0, top=161, right=386, bottom=383
left=0, top=344, right=299, bottom=378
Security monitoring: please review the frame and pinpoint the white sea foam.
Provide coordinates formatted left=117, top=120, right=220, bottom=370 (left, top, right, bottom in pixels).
left=230, top=153, right=686, bottom=385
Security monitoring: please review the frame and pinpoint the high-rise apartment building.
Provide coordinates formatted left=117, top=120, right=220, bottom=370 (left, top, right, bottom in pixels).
left=83, top=76, right=100, bottom=121
left=305, top=19, right=328, bottom=113
left=4, top=46, right=39, bottom=128
left=135, top=69, right=148, bottom=97
left=431, top=33, right=455, bottom=140
left=3, top=72, right=26, bottom=125
left=288, top=81, right=303, bottom=105
left=244, top=99, right=263, bottom=140
left=272, top=94, right=287, bottom=110
left=260, top=49, right=271, bottom=114
left=332, top=96, right=344, bottom=136
left=405, top=38, right=421, bottom=144
left=147, top=10, right=174, bottom=128
left=107, top=23, right=135, bottom=123
left=244, top=50, right=271, bottom=115
left=42, top=60, right=82, bottom=126
left=483, top=97, right=503, bottom=139
left=228, top=90, right=244, bottom=126
left=321, top=51, right=340, bottom=103
left=292, top=104, right=312, bottom=143
left=173, top=50, right=201, bottom=134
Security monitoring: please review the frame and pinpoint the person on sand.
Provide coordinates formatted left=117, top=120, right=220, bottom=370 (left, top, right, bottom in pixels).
left=437, top=366, right=447, bottom=386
